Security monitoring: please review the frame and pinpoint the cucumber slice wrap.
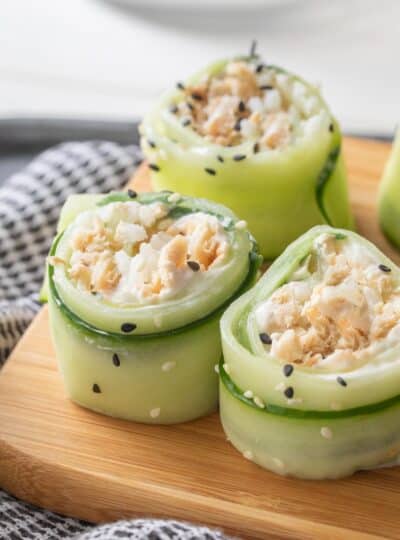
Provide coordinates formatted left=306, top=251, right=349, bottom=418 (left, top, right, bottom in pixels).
left=220, top=225, right=400, bottom=478
left=379, top=128, right=400, bottom=248
left=48, top=192, right=261, bottom=424
left=140, top=57, right=354, bottom=259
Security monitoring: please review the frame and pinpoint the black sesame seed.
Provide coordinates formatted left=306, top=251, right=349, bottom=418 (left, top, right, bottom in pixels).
left=259, top=332, right=272, bottom=345
left=92, top=383, right=101, bottom=393
left=284, top=386, right=294, bottom=399
left=234, top=119, right=242, bottom=132
left=238, top=100, right=246, bottom=113
left=217, top=155, right=224, bottom=163
left=187, top=260, right=200, bottom=272
left=148, top=139, right=156, bottom=148
left=182, top=118, right=191, bottom=127
left=233, top=154, right=246, bottom=161
left=329, top=123, right=334, bottom=132
left=176, top=82, right=185, bottom=90
left=112, top=353, right=120, bottom=367
left=337, top=376, right=347, bottom=387
left=169, top=104, right=178, bottom=114
left=134, top=157, right=144, bottom=167
left=253, top=142, right=260, bottom=154
left=379, top=264, right=391, bottom=273
left=255, top=63, right=265, bottom=73
left=191, top=92, right=202, bottom=101
left=283, top=364, right=294, bottom=377
left=204, top=167, right=217, bottom=176
left=91, top=291, right=97, bottom=296
left=121, top=322, right=137, bottom=333
left=148, top=163, right=160, bottom=172
left=127, top=189, right=137, bottom=199
left=260, top=85, right=273, bottom=91
left=187, top=102, right=194, bottom=111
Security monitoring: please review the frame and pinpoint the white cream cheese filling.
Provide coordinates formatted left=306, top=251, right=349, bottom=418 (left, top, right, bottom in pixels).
left=63, top=201, right=230, bottom=305
left=255, top=233, right=400, bottom=371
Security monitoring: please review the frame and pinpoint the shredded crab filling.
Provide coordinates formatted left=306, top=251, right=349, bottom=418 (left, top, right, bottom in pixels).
left=55, top=201, right=230, bottom=304
left=171, top=60, right=328, bottom=149
left=255, top=233, right=400, bottom=370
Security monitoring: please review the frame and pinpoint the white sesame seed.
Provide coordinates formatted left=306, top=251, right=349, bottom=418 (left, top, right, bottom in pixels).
left=253, top=396, right=265, bottom=409
left=150, top=408, right=161, bottom=418
left=162, top=361, right=176, bottom=372
left=235, top=220, right=247, bottom=230
left=287, top=397, right=303, bottom=406
left=243, top=390, right=253, bottom=399
left=272, top=457, right=285, bottom=469
left=167, top=192, right=181, bottom=204
left=320, top=426, right=333, bottom=439
left=243, top=450, right=253, bottom=460
left=330, top=401, right=342, bottom=411
left=214, top=364, right=220, bottom=374
left=275, top=382, right=285, bottom=392
left=223, top=363, right=231, bottom=375
left=153, top=314, right=163, bottom=328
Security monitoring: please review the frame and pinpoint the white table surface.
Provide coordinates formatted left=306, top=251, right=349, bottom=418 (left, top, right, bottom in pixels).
left=0, top=0, right=399, bottom=136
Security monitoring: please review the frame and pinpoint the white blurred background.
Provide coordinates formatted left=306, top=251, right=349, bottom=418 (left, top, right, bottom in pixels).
left=0, top=0, right=399, bottom=136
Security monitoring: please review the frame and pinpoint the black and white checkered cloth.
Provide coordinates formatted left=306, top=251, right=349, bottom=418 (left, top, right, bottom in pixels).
left=0, top=142, right=232, bottom=540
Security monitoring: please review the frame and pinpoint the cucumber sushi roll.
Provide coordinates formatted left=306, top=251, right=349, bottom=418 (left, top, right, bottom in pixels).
left=140, top=52, right=353, bottom=259
left=220, top=226, right=400, bottom=479
left=47, top=191, right=260, bottom=424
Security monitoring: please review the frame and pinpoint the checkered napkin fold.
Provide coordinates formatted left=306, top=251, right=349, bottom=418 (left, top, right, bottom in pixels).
left=0, top=142, right=232, bottom=540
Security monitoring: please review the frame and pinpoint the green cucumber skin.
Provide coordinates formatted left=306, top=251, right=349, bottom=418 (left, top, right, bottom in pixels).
left=379, top=129, right=400, bottom=249
left=49, top=290, right=220, bottom=424
left=220, top=382, right=400, bottom=480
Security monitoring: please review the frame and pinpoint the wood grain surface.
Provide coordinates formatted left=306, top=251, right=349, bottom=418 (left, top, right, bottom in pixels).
left=0, top=137, right=398, bottom=540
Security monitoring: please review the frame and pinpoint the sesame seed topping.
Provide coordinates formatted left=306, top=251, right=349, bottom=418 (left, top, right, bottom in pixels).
left=176, top=82, right=185, bottom=90
left=191, top=92, right=202, bottom=101
left=169, top=104, right=178, bottom=114
left=233, top=154, right=246, bottom=161
left=214, top=364, right=220, bottom=374
left=121, top=322, right=137, bottom=333
left=287, top=397, right=303, bottom=406
left=150, top=407, right=161, bottom=418
left=235, top=220, right=247, bottom=230
left=379, top=264, right=391, bottom=273
left=320, top=426, right=333, bottom=439
left=217, top=155, right=224, bottom=163
left=167, top=192, right=181, bottom=203
left=112, top=353, right=120, bottom=367
left=92, top=383, right=101, bottom=393
left=223, top=362, right=231, bottom=375
left=253, top=142, right=260, bottom=154
left=204, top=167, right=217, bottom=176
left=243, top=450, right=253, bottom=460
left=329, top=123, right=334, bottom=132
left=234, top=119, right=242, bottom=132
left=337, top=376, right=347, bottom=387
left=243, top=390, right=253, bottom=399
left=127, top=189, right=137, bottom=199
left=259, top=332, right=272, bottom=345
left=284, top=386, right=294, bottom=399
left=182, top=118, right=191, bottom=127
left=238, top=100, right=246, bottom=113
left=148, top=163, right=160, bottom=172
left=148, top=139, right=156, bottom=148
left=162, top=360, right=176, bottom=372
left=186, top=102, right=194, bottom=111
left=255, top=63, right=265, bottom=73
left=253, top=396, right=265, bottom=408
left=283, top=364, right=294, bottom=377
left=275, top=382, right=285, bottom=392
left=260, top=85, right=273, bottom=91
left=187, top=260, right=200, bottom=272
left=272, top=457, right=284, bottom=469
left=134, top=157, right=143, bottom=167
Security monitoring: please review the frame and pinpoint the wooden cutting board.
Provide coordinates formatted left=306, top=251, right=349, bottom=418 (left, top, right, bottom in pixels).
left=0, top=137, right=399, bottom=540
